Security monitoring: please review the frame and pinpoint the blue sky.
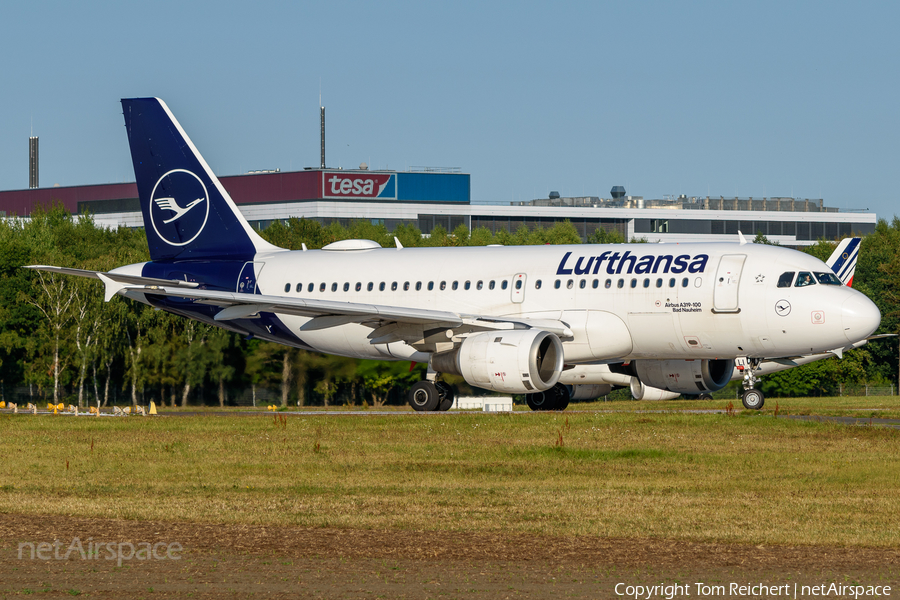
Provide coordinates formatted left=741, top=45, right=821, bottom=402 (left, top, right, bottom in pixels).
left=1, top=1, right=897, bottom=217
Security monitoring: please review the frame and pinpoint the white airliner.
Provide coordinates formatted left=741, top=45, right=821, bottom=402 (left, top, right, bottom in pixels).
left=28, top=98, right=883, bottom=411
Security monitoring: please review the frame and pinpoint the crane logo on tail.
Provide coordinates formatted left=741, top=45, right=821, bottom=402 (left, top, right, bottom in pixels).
left=149, top=170, right=210, bottom=246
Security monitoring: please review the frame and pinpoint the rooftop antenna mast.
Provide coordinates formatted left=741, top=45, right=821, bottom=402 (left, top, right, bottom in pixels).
left=319, top=85, right=326, bottom=169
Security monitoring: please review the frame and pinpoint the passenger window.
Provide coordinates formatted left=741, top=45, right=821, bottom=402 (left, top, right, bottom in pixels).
left=501, top=280, right=508, bottom=290
left=681, top=278, right=688, bottom=288
left=694, top=277, right=702, bottom=288
left=416, top=281, right=422, bottom=291
left=320, top=283, right=326, bottom=292
left=643, top=279, right=650, bottom=288
left=515, top=280, right=523, bottom=290
left=630, top=278, right=637, bottom=288
left=656, top=278, right=663, bottom=288
left=308, top=283, right=314, bottom=293
left=617, top=279, right=624, bottom=289
left=403, top=282, right=410, bottom=291
left=476, top=280, right=483, bottom=290
left=379, top=282, right=386, bottom=291
left=592, top=279, right=599, bottom=289
left=777, top=272, right=795, bottom=288
left=605, top=279, right=612, bottom=289
left=452, top=281, right=458, bottom=290
left=489, top=280, right=495, bottom=290
left=554, top=280, right=561, bottom=289
left=669, top=278, right=675, bottom=288
left=367, top=282, right=373, bottom=291
left=815, top=272, right=841, bottom=285
left=567, top=280, right=574, bottom=289
left=579, top=279, right=586, bottom=289
left=355, top=282, right=362, bottom=291
left=284, top=283, right=290, bottom=293
left=795, top=272, right=816, bottom=287
left=296, top=283, right=302, bottom=293
left=428, top=281, right=434, bottom=291
left=440, top=281, right=446, bottom=290
left=392, top=282, right=398, bottom=291
left=464, top=281, right=471, bottom=290
left=343, top=282, right=350, bottom=292
left=535, top=280, right=542, bottom=290
left=331, top=283, right=338, bottom=292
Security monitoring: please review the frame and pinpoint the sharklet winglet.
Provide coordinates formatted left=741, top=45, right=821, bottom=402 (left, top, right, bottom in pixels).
left=97, top=273, right=129, bottom=302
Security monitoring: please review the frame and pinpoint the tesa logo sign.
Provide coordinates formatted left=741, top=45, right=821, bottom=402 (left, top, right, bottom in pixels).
left=323, top=172, right=396, bottom=199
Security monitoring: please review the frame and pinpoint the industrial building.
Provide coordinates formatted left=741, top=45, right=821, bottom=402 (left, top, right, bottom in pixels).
left=0, top=167, right=876, bottom=247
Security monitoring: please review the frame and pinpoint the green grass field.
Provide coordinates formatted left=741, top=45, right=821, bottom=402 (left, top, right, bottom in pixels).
left=1, top=398, right=899, bottom=548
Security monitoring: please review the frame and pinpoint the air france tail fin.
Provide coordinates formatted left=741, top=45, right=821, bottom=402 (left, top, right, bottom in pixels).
left=121, top=98, right=282, bottom=261
left=826, top=237, right=860, bottom=287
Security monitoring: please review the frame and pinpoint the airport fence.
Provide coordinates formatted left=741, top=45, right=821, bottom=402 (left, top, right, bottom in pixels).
left=838, top=385, right=895, bottom=397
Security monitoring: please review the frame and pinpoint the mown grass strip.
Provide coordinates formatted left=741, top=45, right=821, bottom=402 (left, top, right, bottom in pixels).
left=1, top=406, right=898, bottom=547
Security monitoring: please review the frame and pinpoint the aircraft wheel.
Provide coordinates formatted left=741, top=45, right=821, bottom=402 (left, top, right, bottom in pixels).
left=435, top=381, right=454, bottom=411
left=552, top=383, right=570, bottom=411
left=409, top=381, right=440, bottom=412
left=699, top=393, right=713, bottom=401
left=741, top=389, right=765, bottom=410
left=525, top=390, right=553, bottom=411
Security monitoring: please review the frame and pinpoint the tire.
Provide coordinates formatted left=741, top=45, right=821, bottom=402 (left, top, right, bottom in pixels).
left=435, top=381, right=454, bottom=411
left=526, top=390, right=553, bottom=411
left=409, top=381, right=440, bottom=412
left=741, top=389, right=765, bottom=410
left=699, top=393, right=713, bottom=401
left=552, top=383, right=570, bottom=411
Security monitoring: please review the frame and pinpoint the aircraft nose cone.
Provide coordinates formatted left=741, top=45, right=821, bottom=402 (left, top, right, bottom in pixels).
left=842, top=294, right=881, bottom=343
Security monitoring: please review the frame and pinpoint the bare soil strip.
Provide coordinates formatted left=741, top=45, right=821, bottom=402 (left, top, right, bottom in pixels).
left=2, top=514, right=898, bottom=599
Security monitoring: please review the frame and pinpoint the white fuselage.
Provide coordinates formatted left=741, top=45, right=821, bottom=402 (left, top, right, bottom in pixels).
left=205, top=241, right=879, bottom=365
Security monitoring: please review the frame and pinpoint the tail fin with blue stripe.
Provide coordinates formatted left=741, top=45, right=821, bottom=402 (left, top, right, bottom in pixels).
left=826, top=237, right=860, bottom=287
left=121, top=98, right=282, bottom=261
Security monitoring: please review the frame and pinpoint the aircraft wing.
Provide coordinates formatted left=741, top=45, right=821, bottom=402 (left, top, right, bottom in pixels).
left=25, top=265, right=574, bottom=338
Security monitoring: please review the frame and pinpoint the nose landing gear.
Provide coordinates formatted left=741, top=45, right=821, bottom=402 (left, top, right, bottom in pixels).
left=740, top=358, right=765, bottom=410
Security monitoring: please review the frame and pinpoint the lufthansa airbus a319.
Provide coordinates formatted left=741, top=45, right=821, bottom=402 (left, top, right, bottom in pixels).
left=29, top=98, right=883, bottom=411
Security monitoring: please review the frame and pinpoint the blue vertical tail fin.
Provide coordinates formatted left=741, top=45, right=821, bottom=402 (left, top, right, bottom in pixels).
left=121, top=97, right=282, bottom=261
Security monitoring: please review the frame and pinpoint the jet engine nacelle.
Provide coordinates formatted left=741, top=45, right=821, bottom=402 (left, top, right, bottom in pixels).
left=431, top=330, right=564, bottom=394
left=632, top=359, right=734, bottom=394
left=567, top=384, right=612, bottom=400
left=629, top=379, right=681, bottom=401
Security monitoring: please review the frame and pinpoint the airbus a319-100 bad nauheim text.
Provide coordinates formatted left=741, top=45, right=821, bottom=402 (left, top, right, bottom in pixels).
left=29, top=98, right=883, bottom=411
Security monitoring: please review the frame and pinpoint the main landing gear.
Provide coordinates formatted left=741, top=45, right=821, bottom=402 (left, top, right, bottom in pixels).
left=525, top=383, right=570, bottom=411
left=740, top=358, right=765, bottom=410
left=408, top=379, right=454, bottom=412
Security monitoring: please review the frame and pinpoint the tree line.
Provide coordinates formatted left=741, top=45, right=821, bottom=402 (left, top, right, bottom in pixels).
left=0, top=207, right=897, bottom=406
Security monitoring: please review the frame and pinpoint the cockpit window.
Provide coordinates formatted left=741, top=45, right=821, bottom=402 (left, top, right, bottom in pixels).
left=815, top=272, right=842, bottom=286
left=795, top=271, right=816, bottom=287
left=777, top=272, right=795, bottom=288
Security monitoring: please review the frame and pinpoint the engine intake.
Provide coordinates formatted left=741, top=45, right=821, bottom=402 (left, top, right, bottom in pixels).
left=431, top=330, right=563, bottom=394
left=632, top=359, right=734, bottom=394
